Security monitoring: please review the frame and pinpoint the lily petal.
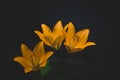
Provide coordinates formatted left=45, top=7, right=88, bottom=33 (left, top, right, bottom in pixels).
left=40, top=51, right=53, bottom=67
left=82, top=42, right=96, bottom=49
left=64, top=22, right=75, bottom=45
left=33, top=42, right=45, bottom=66
left=53, top=35, right=64, bottom=49
left=14, top=56, right=32, bottom=73
left=44, top=36, right=54, bottom=46
left=41, top=24, right=51, bottom=36
left=45, top=51, right=54, bottom=60
left=76, top=29, right=89, bottom=48
left=53, top=21, right=63, bottom=38
left=34, top=30, right=52, bottom=47
left=21, top=44, right=33, bottom=61
left=39, top=55, right=45, bottom=67
left=33, top=41, right=45, bottom=57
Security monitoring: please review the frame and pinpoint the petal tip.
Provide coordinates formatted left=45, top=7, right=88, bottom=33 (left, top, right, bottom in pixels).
left=34, top=30, right=39, bottom=33
left=69, top=22, right=73, bottom=25
left=13, top=56, right=21, bottom=62
left=41, top=24, right=46, bottom=27
left=81, top=28, right=89, bottom=35
left=58, top=20, right=62, bottom=23
left=34, top=30, right=42, bottom=35
left=21, top=44, right=26, bottom=48
left=13, top=57, right=17, bottom=61
left=92, top=42, right=96, bottom=45
left=56, top=20, right=62, bottom=26
left=84, top=28, right=89, bottom=32
left=90, top=42, right=96, bottom=45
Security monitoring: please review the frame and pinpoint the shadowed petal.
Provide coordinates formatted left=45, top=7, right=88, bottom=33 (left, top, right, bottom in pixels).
left=39, top=55, right=45, bottom=67
left=14, top=56, right=32, bottom=73
left=68, top=48, right=82, bottom=53
left=44, top=36, right=54, bottom=46
left=24, top=68, right=33, bottom=73
left=53, top=35, right=64, bottom=49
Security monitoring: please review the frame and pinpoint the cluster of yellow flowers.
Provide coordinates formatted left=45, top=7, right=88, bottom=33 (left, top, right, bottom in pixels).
left=14, top=21, right=96, bottom=74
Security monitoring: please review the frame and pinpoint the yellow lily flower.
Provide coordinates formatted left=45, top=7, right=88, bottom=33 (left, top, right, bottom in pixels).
left=14, top=42, right=53, bottom=73
left=64, top=22, right=96, bottom=53
left=34, top=21, right=64, bottom=50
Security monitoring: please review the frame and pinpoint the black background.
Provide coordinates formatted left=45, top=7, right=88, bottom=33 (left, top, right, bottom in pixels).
left=0, top=0, right=114, bottom=80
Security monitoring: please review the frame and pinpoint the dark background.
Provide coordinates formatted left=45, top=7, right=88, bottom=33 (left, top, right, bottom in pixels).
left=0, top=0, right=114, bottom=80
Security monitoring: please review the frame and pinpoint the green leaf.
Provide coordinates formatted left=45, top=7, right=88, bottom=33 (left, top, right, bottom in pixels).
left=40, top=61, right=51, bottom=77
